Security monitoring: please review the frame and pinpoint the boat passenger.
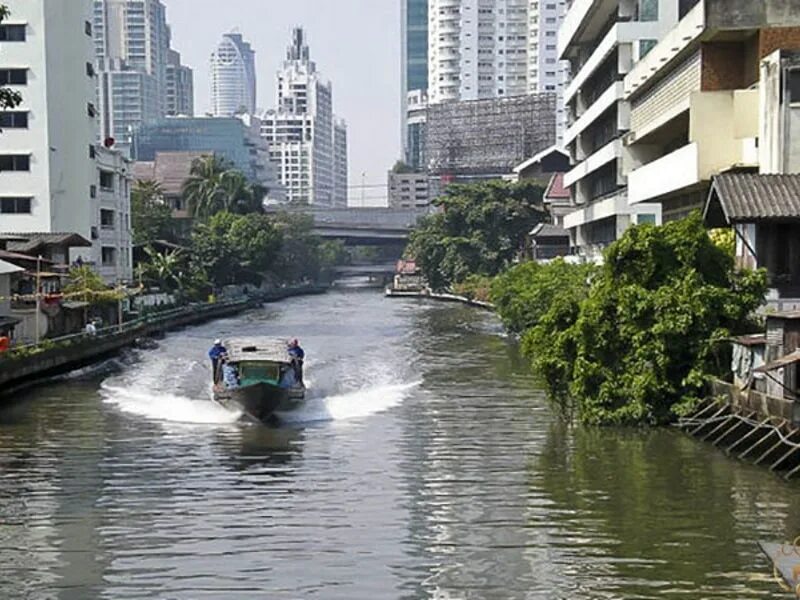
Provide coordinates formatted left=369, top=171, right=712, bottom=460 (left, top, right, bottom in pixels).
left=288, top=339, right=305, bottom=384
left=279, top=365, right=297, bottom=389
left=208, top=339, right=227, bottom=383
left=222, top=360, right=240, bottom=389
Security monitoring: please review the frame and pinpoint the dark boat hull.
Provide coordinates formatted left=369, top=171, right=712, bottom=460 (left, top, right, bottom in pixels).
left=214, top=382, right=304, bottom=423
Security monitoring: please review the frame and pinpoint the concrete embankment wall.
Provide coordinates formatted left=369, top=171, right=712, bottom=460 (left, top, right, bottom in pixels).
left=385, top=289, right=495, bottom=311
left=0, top=285, right=326, bottom=397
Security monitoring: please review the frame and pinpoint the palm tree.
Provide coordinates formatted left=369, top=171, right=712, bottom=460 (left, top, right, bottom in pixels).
left=182, top=155, right=230, bottom=219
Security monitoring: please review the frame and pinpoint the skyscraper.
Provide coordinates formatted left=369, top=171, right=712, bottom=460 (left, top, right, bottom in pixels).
left=93, top=0, right=192, bottom=145
left=166, top=49, right=194, bottom=116
left=401, top=0, right=428, bottom=168
left=210, top=32, right=257, bottom=117
left=259, top=28, right=348, bottom=207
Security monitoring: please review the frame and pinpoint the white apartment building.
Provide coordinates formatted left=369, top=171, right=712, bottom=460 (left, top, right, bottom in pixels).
left=94, top=145, right=133, bottom=282
left=166, top=49, right=194, bottom=117
left=210, top=32, right=257, bottom=117
left=427, top=1, right=569, bottom=98
left=528, top=0, right=571, bottom=140
left=0, top=0, right=98, bottom=261
left=334, top=120, right=349, bottom=207
left=259, top=28, right=347, bottom=207
left=559, top=0, right=679, bottom=256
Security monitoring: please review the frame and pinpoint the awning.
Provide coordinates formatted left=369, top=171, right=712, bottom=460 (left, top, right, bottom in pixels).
left=754, top=350, right=800, bottom=373
left=0, top=316, right=20, bottom=329
left=62, top=301, right=90, bottom=310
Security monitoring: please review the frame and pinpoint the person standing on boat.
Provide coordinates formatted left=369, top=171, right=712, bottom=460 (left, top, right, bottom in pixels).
left=288, top=339, right=305, bottom=384
left=208, top=339, right=227, bottom=384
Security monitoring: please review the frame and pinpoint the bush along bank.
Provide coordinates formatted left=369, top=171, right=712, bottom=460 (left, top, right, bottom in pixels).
left=490, top=212, right=767, bottom=426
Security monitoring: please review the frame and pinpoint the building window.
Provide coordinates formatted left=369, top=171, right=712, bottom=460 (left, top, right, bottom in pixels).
left=86, top=62, right=95, bottom=77
left=87, top=103, right=97, bottom=118
left=0, top=111, right=28, bottom=128
left=101, top=247, right=116, bottom=266
left=85, top=20, right=92, bottom=36
left=0, top=154, right=29, bottom=171
left=89, top=145, right=96, bottom=159
left=0, top=24, right=26, bottom=42
left=99, top=170, right=114, bottom=190
left=637, top=0, right=659, bottom=21
left=0, top=69, right=27, bottom=85
left=0, top=196, right=31, bottom=214
left=100, top=209, right=115, bottom=229
left=90, top=184, right=97, bottom=198
left=640, top=39, right=658, bottom=58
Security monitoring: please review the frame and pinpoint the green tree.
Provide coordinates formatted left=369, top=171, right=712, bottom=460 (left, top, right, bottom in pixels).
left=407, top=180, right=547, bottom=291
left=0, top=6, right=22, bottom=112
left=570, top=213, right=766, bottom=425
left=63, top=265, right=122, bottom=304
left=270, top=212, right=324, bottom=283
left=182, top=155, right=266, bottom=219
left=131, top=180, right=175, bottom=244
left=191, top=212, right=282, bottom=287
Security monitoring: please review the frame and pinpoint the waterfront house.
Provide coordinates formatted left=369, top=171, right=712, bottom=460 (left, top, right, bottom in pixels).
left=393, top=259, right=425, bottom=292
left=0, top=259, right=23, bottom=339
left=526, top=224, right=571, bottom=262
left=703, top=173, right=800, bottom=312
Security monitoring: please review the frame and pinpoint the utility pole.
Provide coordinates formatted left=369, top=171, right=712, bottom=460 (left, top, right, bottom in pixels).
left=34, top=255, right=41, bottom=345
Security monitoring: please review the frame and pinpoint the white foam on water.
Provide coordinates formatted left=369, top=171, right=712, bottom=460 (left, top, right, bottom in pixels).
left=278, top=380, right=421, bottom=425
left=100, top=383, right=241, bottom=425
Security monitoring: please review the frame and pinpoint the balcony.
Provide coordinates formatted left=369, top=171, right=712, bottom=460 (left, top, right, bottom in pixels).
left=628, top=143, right=701, bottom=205
left=564, top=81, right=623, bottom=145
left=564, top=138, right=621, bottom=188
left=558, top=0, right=619, bottom=60
left=624, top=1, right=706, bottom=99
left=627, top=89, right=759, bottom=205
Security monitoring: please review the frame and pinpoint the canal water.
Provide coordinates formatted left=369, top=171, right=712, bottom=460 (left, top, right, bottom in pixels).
left=1, top=287, right=799, bottom=599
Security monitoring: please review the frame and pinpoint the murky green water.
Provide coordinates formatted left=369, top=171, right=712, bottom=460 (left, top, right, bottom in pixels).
left=0, top=288, right=798, bottom=599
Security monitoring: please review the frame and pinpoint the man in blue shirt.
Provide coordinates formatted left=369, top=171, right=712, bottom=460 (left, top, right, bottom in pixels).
left=209, top=339, right=227, bottom=384
left=288, top=339, right=305, bottom=384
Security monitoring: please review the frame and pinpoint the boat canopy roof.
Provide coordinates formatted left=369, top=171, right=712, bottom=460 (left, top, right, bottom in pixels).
left=224, top=337, right=293, bottom=364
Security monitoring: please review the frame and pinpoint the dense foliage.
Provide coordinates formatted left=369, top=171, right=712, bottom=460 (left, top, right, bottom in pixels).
left=182, top=155, right=266, bottom=219
left=492, top=213, right=767, bottom=426
left=131, top=180, right=175, bottom=244
left=407, top=180, right=547, bottom=291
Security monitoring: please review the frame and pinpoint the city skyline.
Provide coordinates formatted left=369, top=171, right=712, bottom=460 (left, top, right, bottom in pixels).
left=165, top=0, right=399, bottom=203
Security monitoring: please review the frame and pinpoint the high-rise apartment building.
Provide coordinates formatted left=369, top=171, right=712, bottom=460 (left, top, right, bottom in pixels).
left=560, top=0, right=678, bottom=257
left=259, top=28, right=348, bottom=207
left=0, top=0, right=132, bottom=282
left=402, top=0, right=429, bottom=167
left=93, top=0, right=192, bottom=145
left=426, top=0, right=570, bottom=140
left=166, top=49, right=194, bottom=117
left=210, top=32, right=257, bottom=117
left=333, top=120, right=349, bottom=207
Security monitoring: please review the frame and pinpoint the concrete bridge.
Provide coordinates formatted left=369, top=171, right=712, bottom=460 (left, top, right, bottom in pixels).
left=267, top=206, right=429, bottom=246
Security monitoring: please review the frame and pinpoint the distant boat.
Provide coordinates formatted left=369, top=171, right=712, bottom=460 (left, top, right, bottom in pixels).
left=213, top=337, right=306, bottom=423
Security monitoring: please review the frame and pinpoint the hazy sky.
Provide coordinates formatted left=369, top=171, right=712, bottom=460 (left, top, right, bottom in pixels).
left=165, top=0, right=402, bottom=205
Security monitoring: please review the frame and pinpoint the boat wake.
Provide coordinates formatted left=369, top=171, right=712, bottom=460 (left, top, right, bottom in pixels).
left=100, top=383, right=241, bottom=425
left=278, top=380, right=421, bottom=424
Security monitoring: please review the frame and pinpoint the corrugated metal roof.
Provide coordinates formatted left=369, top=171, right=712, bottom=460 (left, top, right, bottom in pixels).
left=706, top=174, right=800, bottom=223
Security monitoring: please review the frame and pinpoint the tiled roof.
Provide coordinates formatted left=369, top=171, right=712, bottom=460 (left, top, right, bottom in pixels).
left=0, top=232, right=91, bottom=252
left=705, top=173, right=800, bottom=225
left=529, top=223, right=569, bottom=238
left=133, top=151, right=211, bottom=196
left=545, top=173, right=570, bottom=201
